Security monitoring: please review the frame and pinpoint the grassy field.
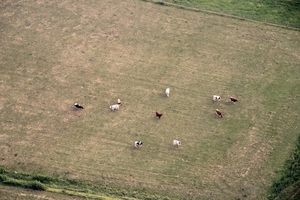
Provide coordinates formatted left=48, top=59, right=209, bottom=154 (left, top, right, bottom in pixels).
left=160, top=0, right=300, bottom=28
left=1, top=0, right=300, bottom=199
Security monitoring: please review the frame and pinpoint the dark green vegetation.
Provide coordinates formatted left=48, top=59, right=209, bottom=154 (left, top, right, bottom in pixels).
left=0, top=168, right=46, bottom=191
left=268, top=135, right=300, bottom=200
left=0, top=167, right=167, bottom=199
left=0, top=185, right=94, bottom=200
left=0, top=0, right=300, bottom=199
left=159, top=0, right=300, bottom=28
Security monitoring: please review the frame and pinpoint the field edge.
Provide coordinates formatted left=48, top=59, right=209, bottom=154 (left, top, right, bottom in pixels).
left=0, top=166, right=173, bottom=200
left=141, top=0, right=300, bottom=31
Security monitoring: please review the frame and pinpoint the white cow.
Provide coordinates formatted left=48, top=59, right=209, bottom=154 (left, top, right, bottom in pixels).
left=165, top=88, right=170, bottom=97
left=173, top=140, right=181, bottom=146
left=213, top=95, right=221, bottom=101
left=134, top=141, right=143, bottom=147
left=109, top=104, right=120, bottom=111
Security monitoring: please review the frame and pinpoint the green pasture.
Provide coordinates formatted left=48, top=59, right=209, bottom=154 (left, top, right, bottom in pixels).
left=0, top=0, right=300, bottom=199
left=161, top=0, right=300, bottom=28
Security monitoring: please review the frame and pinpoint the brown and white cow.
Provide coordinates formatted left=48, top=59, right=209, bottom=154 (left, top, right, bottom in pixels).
left=117, top=99, right=122, bottom=105
left=230, top=97, right=238, bottom=104
left=216, top=109, right=223, bottom=118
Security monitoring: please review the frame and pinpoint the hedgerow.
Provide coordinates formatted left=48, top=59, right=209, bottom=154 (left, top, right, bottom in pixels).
left=268, top=135, right=300, bottom=200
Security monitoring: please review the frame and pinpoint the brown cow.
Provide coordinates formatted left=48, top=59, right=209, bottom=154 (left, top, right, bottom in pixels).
left=156, top=111, right=163, bottom=119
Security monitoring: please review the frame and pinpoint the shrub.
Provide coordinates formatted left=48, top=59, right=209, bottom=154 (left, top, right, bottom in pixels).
left=32, top=174, right=54, bottom=184
left=26, top=180, right=46, bottom=190
left=0, top=174, right=8, bottom=182
left=3, top=178, right=25, bottom=187
left=268, top=135, right=300, bottom=199
left=0, top=167, right=7, bottom=174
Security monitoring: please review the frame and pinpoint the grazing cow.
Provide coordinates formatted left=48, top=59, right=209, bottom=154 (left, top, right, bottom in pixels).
left=110, top=104, right=120, bottom=111
left=165, top=88, right=170, bottom=97
left=173, top=140, right=181, bottom=146
left=213, top=95, right=221, bottom=101
left=156, top=111, right=163, bottom=119
left=74, top=103, right=84, bottom=109
left=216, top=109, right=223, bottom=118
left=230, top=97, right=238, bottom=104
left=134, top=141, right=143, bottom=147
left=117, top=99, right=122, bottom=105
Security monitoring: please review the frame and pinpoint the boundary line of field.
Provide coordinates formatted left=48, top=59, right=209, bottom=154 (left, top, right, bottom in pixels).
left=0, top=166, right=175, bottom=199
left=141, top=0, right=300, bottom=31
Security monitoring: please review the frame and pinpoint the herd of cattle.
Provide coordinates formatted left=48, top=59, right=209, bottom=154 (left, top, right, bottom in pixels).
left=74, top=88, right=238, bottom=148
left=213, top=95, right=238, bottom=118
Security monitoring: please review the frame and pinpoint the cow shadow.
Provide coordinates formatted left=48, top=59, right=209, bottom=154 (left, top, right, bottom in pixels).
left=158, top=92, right=169, bottom=99
left=223, top=101, right=234, bottom=106
left=211, top=100, right=233, bottom=106
left=167, top=144, right=182, bottom=152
